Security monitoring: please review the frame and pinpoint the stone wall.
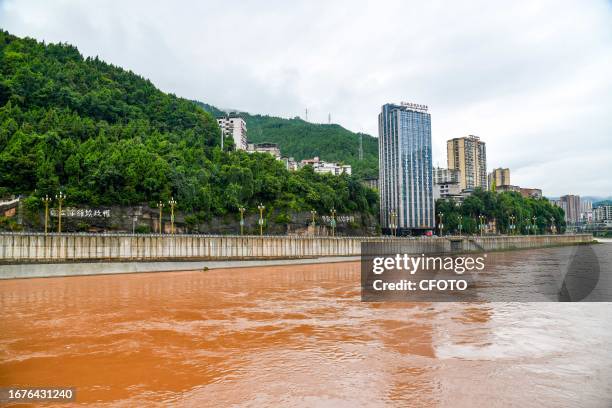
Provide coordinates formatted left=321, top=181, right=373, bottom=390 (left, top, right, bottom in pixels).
left=0, top=233, right=593, bottom=263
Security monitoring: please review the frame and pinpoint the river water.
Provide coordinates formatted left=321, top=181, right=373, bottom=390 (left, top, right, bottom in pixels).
left=1, top=244, right=611, bottom=407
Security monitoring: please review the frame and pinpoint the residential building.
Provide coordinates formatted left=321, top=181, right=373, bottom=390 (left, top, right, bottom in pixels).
left=378, top=102, right=434, bottom=234
left=433, top=182, right=462, bottom=201
left=555, top=195, right=581, bottom=224
left=520, top=188, right=542, bottom=199
left=593, top=205, right=612, bottom=222
left=246, top=142, right=281, bottom=159
left=488, top=167, right=510, bottom=190
left=433, top=167, right=460, bottom=184
left=216, top=113, right=248, bottom=151
left=497, top=185, right=521, bottom=193
left=300, top=157, right=351, bottom=176
left=447, top=135, right=487, bottom=190
left=581, top=200, right=593, bottom=213
left=282, top=157, right=298, bottom=171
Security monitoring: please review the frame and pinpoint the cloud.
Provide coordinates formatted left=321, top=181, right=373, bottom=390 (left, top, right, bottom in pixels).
left=1, top=0, right=611, bottom=196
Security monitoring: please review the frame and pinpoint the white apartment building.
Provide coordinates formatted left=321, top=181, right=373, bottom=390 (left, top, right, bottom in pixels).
left=217, top=113, right=248, bottom=151
left=593, top=205, right=612, bottom=222
left=246, top=142, right=282, bottom=159
left=300, top=157, right=352, bottom=176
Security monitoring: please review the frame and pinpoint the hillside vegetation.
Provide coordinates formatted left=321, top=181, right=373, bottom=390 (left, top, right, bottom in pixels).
left=0, top=30, right=377, bottom=223
left=194, top=102, right=379, bottom=179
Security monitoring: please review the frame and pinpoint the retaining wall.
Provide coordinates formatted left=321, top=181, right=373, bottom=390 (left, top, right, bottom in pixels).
left=0, top=233, right=594, bottom=263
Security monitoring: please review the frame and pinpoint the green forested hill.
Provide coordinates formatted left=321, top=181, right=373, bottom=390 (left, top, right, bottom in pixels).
left=194, top=102, right=379, bottom=179
left=0, top=30, right=377, bottom=221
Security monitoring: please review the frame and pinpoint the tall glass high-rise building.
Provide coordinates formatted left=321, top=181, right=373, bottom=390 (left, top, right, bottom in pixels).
left=378, top=102, right=434, bottom=234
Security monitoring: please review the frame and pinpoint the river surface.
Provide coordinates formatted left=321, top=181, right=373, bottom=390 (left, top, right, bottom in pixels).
left=1, top=244, right=611, bottom=407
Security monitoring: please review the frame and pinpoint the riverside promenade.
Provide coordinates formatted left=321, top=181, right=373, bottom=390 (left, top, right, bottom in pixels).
left=0, top=233, right=593, bottom=279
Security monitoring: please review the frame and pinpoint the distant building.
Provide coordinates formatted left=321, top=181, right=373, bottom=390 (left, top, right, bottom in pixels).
left=520, top=187, right=542, bottom=199
left=246, top=142, right=281, bottom=159
left=283, top=157, right=298, bottom=171
left=433, top=167, right=460, bottom=184
left=379, top=102, right=434, bottom=233
left=488, top=168, right=510, bottom=190
left=555, top=195, right=581, bottom=224
left=581, top=200, right=593, bottom=213
left=362, top=177, right=379, bottom=190
left=216, top=113, right=248, bottom=151
left=433, top=182, right=462, bottom=201
left=300, top=157, right=351, bottom=176
left=447, top=135, right=487, bottom=190
left=497, top=185, right=521, bottom=193
left=593, top=205, right=612, bottom=222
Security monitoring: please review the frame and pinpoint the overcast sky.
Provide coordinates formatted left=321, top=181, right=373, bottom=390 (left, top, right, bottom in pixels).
left=1, top=0, right=611, bottom=197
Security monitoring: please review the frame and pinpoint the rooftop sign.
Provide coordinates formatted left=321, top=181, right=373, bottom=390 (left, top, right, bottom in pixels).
left=400, top=102, right=429, bottom=112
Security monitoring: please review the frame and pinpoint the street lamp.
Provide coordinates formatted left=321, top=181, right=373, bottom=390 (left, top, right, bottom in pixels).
left=168, top=197, right=177, bottom=234
left=42, top=195, right=52, bottom=234
left=239, top=206, right=246, bottom=235
left=437, top=212, right=444, bottom=237
left=257, top=203, right=265, bottom=236
left=532, top=216, right=537, bottom=235
left=478, top=214, right=485, bottom=236
left=458, top=215, right=463, bottom=237
left=157, top=201, right=164, bottom=235
left=509, top=215, right=516, bottom=236
left=330, top=208, right=337, bottom=237
left=55, top=191, right=66, bottom=233
left=550, top=216, right=556, bottom=235
left=310, top=209, right=317, bottom=233
left=390, top=209, right=397, bottom=236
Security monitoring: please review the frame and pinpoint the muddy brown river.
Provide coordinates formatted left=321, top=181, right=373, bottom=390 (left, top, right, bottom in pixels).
left=1, top=244, right=611, bottom=407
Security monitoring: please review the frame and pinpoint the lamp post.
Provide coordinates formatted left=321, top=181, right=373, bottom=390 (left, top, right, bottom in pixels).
left=389, top=209, right=397, bottom=236
left=157, top=201, right=164, bottom=235
left=168, top=197, right=177, bottom=235
left=257, top=203, right=265, bottom=236
left=458, top=215, right=463, bottom=237
left=55, top=191, right=66, bottom=233
left=42, top=195, right=51, bottom=234
left=532, top=216, right=537, bottom=235
left=239, top=207, right=246, bottom=235
left=550, top=216, right=556, bottom=235
left=509, top=215, right=516, bottom=236
left=437, top=212, right=444, bottom=237
left=330, top=208, right=337, bottom=237
left=478, top=214, right=485, bottom=236
left=310, top=209, right=317, bottom=233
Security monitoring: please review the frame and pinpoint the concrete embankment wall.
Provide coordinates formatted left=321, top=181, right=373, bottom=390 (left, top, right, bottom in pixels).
left=0, top=233, right=593, bottom=263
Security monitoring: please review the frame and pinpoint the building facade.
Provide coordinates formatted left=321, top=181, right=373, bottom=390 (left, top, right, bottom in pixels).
left=433, top=182, right=462, bottom=201
left=593, top=205, right=612, bottom=222
left=433, top=167, right=460, bottom=184
left=378, top=102, right=434, bottom=234
left=447, top=135, right=487, bottom=190
left=246, top=142, right=282, bottom=159
left=300, top=157, right=351, bottom=176
left=488, top=167, right=510, bottom=190
left=520, top=187, right=542, bottom=199
left=556, top=194, right=581, bottom=224
left=216, top=113, right=248, bottom=151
